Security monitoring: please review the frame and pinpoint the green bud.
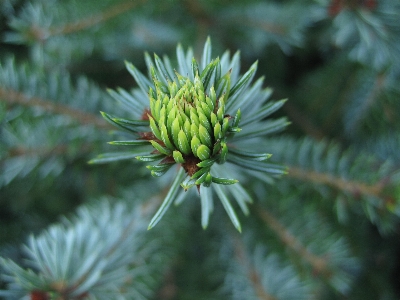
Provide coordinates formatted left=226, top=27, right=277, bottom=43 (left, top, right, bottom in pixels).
left=197, top=144, right=211, bottom=161
left=194, top=73, right=202, bottom=89
left=205, top=96, right=214, bottom=113
left=181, top=176, right=196, bottom=191
left=186, top=77, right=193, bottom=89
left=160, top=123, right=174, bottom=150
left=148, top=86, right=156, bottom=99
left=198, top=88, right=205, bottom=104
left=184, top=88, right=190, bottom=102
left=197, top=157, right=217, bottom=168
left=149, top=116, right=162, bottom=140
left=169, top=81, right=178, bottom=98
left=198, top=124, right=212, bottom=148
left=149, top=96, right=155, bottom=118
left=178, top=129, right=191, bottom=155
left=146, top=163, right=174, bottom=177
left=214, top=122, right=222, bottom=140
left=167, top=106, right=177, bottom=129
left=150, top=66, right=158, bottom=81
left=173, top=150, right=185, bottom=164
left=203, top=172, right=213, bottom=187
left=171, top=118, right=181, bottom=149
left=233, top=109, right=241, bottom=127
left=210, top=112, right=218, bottom=128
left=179, top=109, right=189, bottom=125
left=159, top=105, right=167, bottom=126
left=183, top=102, right=191, bottom=116
left=219, top=141, right=228, bottom=163
left=228, top=127, right=241, bottom=133
left=191, top=135, right=201, bottom=156
left=162, top=94, right=169, bottom=107
left=222, top=117, right=230, bottom=136
left=150, top=140, right=171, bottom=155
left=190, top=107, right=200, bottom=126
left=192, top=58, right=200, bottom=79
left=191, top=166, right=210, bottom=179
left=195, top=171, right=209, bottom=185
left=136, top=153, right=165, bottom=162
left=198, top=112, right=212, bottom=134
left=151, top=98, right=161, bottom=121
left=191, top=123, right=199, bottom=138
left=151, top=170, right=166, bottom=177
left=216, top=98, right=225, bottom=121
left=209, top=86, right=216, bottom=107
left=183, top=120, right=192, bottom=141
left=174, top=87, right=184, bottom=102
left=201, top=102, right=211, bottom=119
left=212, top=140, right=222, bottom=156
left=190, top=87, right=197, bottom=101
left=212, top=176, right=238, bottom=185
left=175, top=71, right=186, bottom=87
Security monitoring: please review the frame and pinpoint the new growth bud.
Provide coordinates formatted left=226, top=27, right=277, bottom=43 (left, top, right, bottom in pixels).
left=145, top=64, right=240, bottom=191
left=97, top=39, right=286, bottom=230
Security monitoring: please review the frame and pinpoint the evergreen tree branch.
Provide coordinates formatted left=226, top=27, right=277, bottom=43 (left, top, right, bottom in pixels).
left=2, top=143, right=93, bottom=165
left=343, top=70, right=395, bottom=136
left=360, top=72, right=385, bottom=114
left=0, top=87, right=111, bottom=130
left=223, top=229, right=313, bottom=299
left=31, top=0, right=148, bottom=41
left=5, top=145, right=68, bottom=159
left=287, top=166, right=393, bottom=205
left=232, top=236, right=277, bottom=300
left=218, top=2, right=310, bottom=53
left=256, top=205, right=332, bottom=279
left=0, top=196, right=181, bottom=298
left=261, top=136, right=399, bottom=232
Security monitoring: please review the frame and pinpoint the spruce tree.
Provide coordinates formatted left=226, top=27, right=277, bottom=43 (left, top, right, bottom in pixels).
left=1, top=0, right=400, bottom=299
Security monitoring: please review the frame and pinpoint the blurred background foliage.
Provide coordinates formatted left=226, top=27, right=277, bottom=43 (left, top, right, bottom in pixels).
left=1, top=0, right=400, bottom=299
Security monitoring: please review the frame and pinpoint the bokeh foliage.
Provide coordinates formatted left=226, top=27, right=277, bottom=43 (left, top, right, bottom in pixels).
left=1, top=0, right=400, bottom=299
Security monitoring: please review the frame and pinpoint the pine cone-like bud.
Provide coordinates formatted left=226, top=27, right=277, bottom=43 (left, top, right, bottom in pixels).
left=91, top=38, right=288, bottom=230
left=143, top=59, right=240, bottom=190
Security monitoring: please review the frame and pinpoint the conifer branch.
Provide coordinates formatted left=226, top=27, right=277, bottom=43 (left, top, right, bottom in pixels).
left=358, top=73, right=385, bottom=122
left=0, top=197, right=174, bottom=298
left=2, top=2, right=400, bottom=298
left=32, top=0, right=147, bottom=41
left=0, top=88, right=111, bottom=130
left=4, top=143, right=94, bottom=162
left=288, top=166, right=392, bottom=205
left=6, top=145, right=67, bottom=158
left=233, top=236, right=277, bottom=300
left=256, top=205, right=331, bottom=278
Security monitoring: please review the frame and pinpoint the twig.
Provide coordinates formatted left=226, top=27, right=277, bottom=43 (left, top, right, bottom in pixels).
left=232, top=234, right=277, bottom=300
left=31, top=0, right=147, bottom=41
left=288, top=166, right=393, bottom=205
left=256, top=205, right=332, bottom=278
left=0, top=88, right=112, bottom=130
